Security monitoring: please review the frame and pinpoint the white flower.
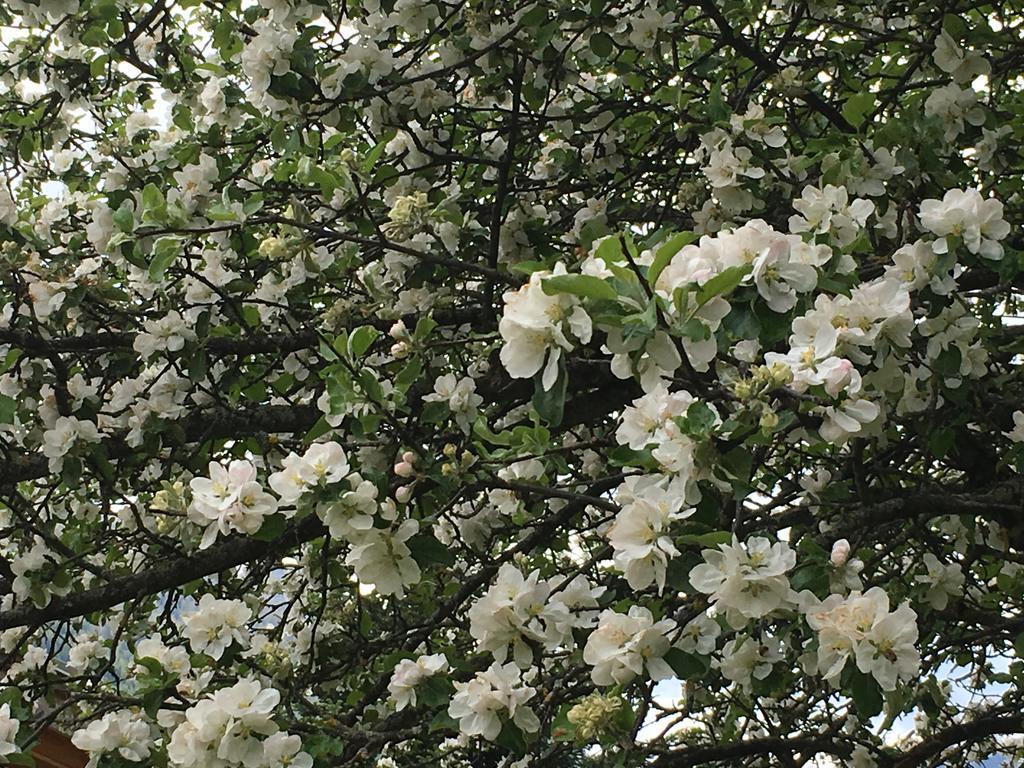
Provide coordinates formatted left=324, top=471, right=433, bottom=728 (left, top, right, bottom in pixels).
left=269, top=441, right=350, bottom=504
left=72, top=710, right=153, bottom=764
left=933, top=30, right=989, bottom=84
left=628, top=4, right=674, bottom=49
left=170, top=153, right=218, bottom=212
left=583, top=606, right=677, bottom=686
left=388, top=653, right=449, bottom=711
left=718, top=634, right=784, bottom=690
left=189, top=459, right=278, bottom=548
left=167, top=678, right=281, bottom=768
left=26, top=279, right=66, bottom=319
left=752, top=236, right=818, bottom=312
left=136, top=635, right=192, bottom=676
left=41, top=416, right=101, bottom=472
left=830, top=539, right=851, bottom=567
left=10, top=537, right=65, bottom=605
left=854, top=601, right=920, bottom=691
left=919, top=188, right=1010, bottom=260
left=0, top=704, right=20, bottom=758
left=789, top=184, right=874, bottom=246
left=134, top=311, right=196, bottom=358
left=848, top=744, right=877, bottom=768
left=345, top=519, right=421, bottom=597
left=688, top=536, right=796, bottom=629
left=468, top=563, right=581, bottom=667
left=818, top=398, right=880, bottom=444
left=180, top=594, right=252, bottom=659
left=261, top=732, right=313, bottom=768
left=319, top=473, right=378, bottom=539
left=676, top=612, right=721, bottom=656
left=67, top=638, right=103, bottom=674
left=1005, top=411, right=1024, bottom=443
left=702, top=135, right=765, bottom=188
left=607, top=474, right=693, bottom=592
left=915, top=553, right=964, bottom=610
left=924, top=84, right=985, bottom=141
left=616, top=384, right=695, bottom=451
left=0, top=184, right=18, bottom=226
left=799, top=587, right=920, bottom=690
left=447, top=662, right=540, bottom=741
left=498, top=263, right=593, bottom=391
left=829, top=542, right=864, bottom=593
left=423, top=374, right=483, bottom=432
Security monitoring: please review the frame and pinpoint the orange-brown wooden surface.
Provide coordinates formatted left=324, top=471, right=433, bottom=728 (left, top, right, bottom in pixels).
left=31, top=728, right=87, bottom=768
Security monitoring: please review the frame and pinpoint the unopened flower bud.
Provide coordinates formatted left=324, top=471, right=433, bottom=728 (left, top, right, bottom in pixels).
left=390, top=341, right=410, bottom=359
left=389, top=320, right=408, bottom=340
left=830, top=538, right=851, bottom=567
left=401, top=450, right=416, bottom=464
left=394, top=461, right=414, bottom=478
left=395, top=485, right=413, bottom=504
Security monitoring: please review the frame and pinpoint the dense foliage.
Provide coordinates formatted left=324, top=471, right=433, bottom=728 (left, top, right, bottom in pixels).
left=0, top=0, right=1022, bottom=766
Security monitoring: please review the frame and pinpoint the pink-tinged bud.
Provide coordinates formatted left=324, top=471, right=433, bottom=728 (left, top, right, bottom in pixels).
left=388, top=320, right=407, bottom=339
left=830, top=538, right=851, bottom=567
left=401, top=450, right=416, bottom=464
left=395, top=485, right=413, bottom=504
left=394, top=461, right=414, bottom=478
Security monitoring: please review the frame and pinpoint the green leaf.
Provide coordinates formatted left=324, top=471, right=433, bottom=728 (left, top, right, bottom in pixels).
left=408, top=534, right=456, bottom=567
left=848, top=669, right=883, bottom=717
left=707, top=79, right=729, bottom=123
left=362, top=138, right=388, bottom=173
left=394, top=359, right=422, bottom=394
left=148, top=237, right=180, bottom=282
left=532, top=357, right=568, bottom=426
left=142, top=687, right=167, bottom=719
left=113, top=202, right=135, bottom=233
left=141, top=183, right=165, bottom=217
left=17, top=133, right=34, bottom=162
left=594, top=235, right=622, bottom=266
left=252, top=514, right=288, bottom=541
left=418, top=675, right=454, bottom=707
left=0, top=394, right=16, bottom=424
left=621, top=299, right=659, bottom=342
left=473, top=419, right=512, bottom=446
left=648, top=231, right=698, bottom=288
left=696, top=264, right=752, bottom=307
left=347, top=326, right=379, bottom=358
left=678, top=530, right=732, bottom=548
left=304, top=415, right=333, bottom=443
left=679, top=401, right=716, bottom=436
left=790, top=563, right=829, bottom=594
left=590, top=31, right=614, bottom=58
left=428, top=709, right=459, bottom=733
left=135, top=656, right=164, bottom=676
left=495, top=721, right=528, bottom=756
left=6, top=752, right=35, bottom=768
left=933, top=346, right=962, bottom=377
left=663, top=648, right=711, bottom=679
left=551, top=705, right=578, bottom=743
left=842, top=90, right=875, bottom=128
left=542, top=273, right=618, bottom=301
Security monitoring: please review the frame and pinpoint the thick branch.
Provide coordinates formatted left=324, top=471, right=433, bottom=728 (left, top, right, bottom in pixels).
left=0, top=329, right=318, bottom=356
left=0, top=515, right=326, bottom=630
left=652, top=736, right=845, bottom=767
left=892, top=711, right=1024, bottom=768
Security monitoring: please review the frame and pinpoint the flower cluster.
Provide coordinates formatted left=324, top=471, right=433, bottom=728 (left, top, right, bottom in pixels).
left=468, top=564, right=602, bottom=667
left=447, top=662, right=540, bottom=742
left=800, top=588, right=921, bottom=691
